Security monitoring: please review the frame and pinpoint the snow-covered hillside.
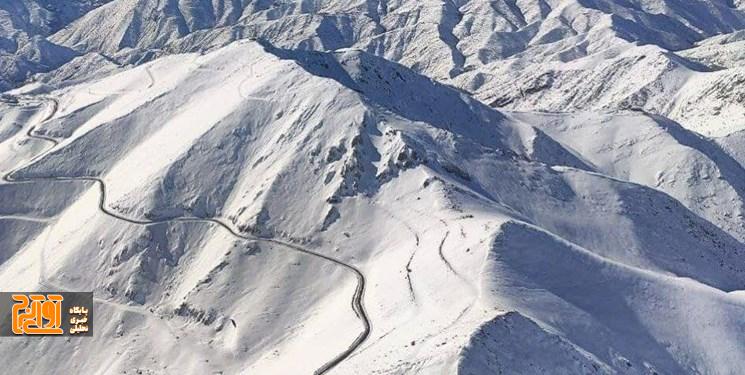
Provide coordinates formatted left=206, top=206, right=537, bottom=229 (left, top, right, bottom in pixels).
left=1, top=1, right=744, bottom=374
left=0, top=0, right=111, bottom=90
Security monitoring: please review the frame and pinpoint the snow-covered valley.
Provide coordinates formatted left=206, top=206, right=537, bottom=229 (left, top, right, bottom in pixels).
left=1, top=0, right=744, bottom=374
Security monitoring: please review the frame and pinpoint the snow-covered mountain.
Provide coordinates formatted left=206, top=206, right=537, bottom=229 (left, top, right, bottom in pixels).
left=0, top=0, right=112, bottom=90
left=1, top=1, right=744, bottom=374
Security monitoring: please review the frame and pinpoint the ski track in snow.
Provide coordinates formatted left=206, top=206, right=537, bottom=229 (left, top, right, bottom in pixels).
left=427, top=213, right=482, bottom=338
left=372, top=203, right=421, bottom=303
left=1, top=95, right=370, bottom=375
left=438, top=230, right=456, bottom=275
left=0, top=215, right=55, bottom=222
left=87, top=66, right=156, bottom=96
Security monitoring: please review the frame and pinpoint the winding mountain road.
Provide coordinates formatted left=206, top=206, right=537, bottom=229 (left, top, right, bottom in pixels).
left=1, top=95, right=370, bottom=375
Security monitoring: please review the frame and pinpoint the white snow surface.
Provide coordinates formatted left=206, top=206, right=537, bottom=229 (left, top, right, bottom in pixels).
left=0, top=1, right=744, bottom=375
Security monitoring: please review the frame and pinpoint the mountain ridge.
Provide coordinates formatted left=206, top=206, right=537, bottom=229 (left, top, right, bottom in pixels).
left=1, top=1, right=744, bottom=374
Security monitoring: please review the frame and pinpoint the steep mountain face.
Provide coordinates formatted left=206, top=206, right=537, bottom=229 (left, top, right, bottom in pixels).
left=1, top=1, right=744, bottom=375
left=0, top=0, right=111, bottom=90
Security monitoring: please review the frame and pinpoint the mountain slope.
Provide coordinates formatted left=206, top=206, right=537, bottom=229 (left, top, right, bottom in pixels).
left=0, top=0, right=110, bottom=90
left=4, top=0, right=745, bottom=139
left=1, top=40, right=745, bottom=374
left=1, top=1, right=745, bottom=374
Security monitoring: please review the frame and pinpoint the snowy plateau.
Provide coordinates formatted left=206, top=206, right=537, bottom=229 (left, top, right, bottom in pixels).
left=1, top=0, right=745, bottom=374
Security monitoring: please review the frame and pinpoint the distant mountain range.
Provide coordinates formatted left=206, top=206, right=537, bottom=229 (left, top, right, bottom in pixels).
left=1, top=1, right=745, bottom=374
